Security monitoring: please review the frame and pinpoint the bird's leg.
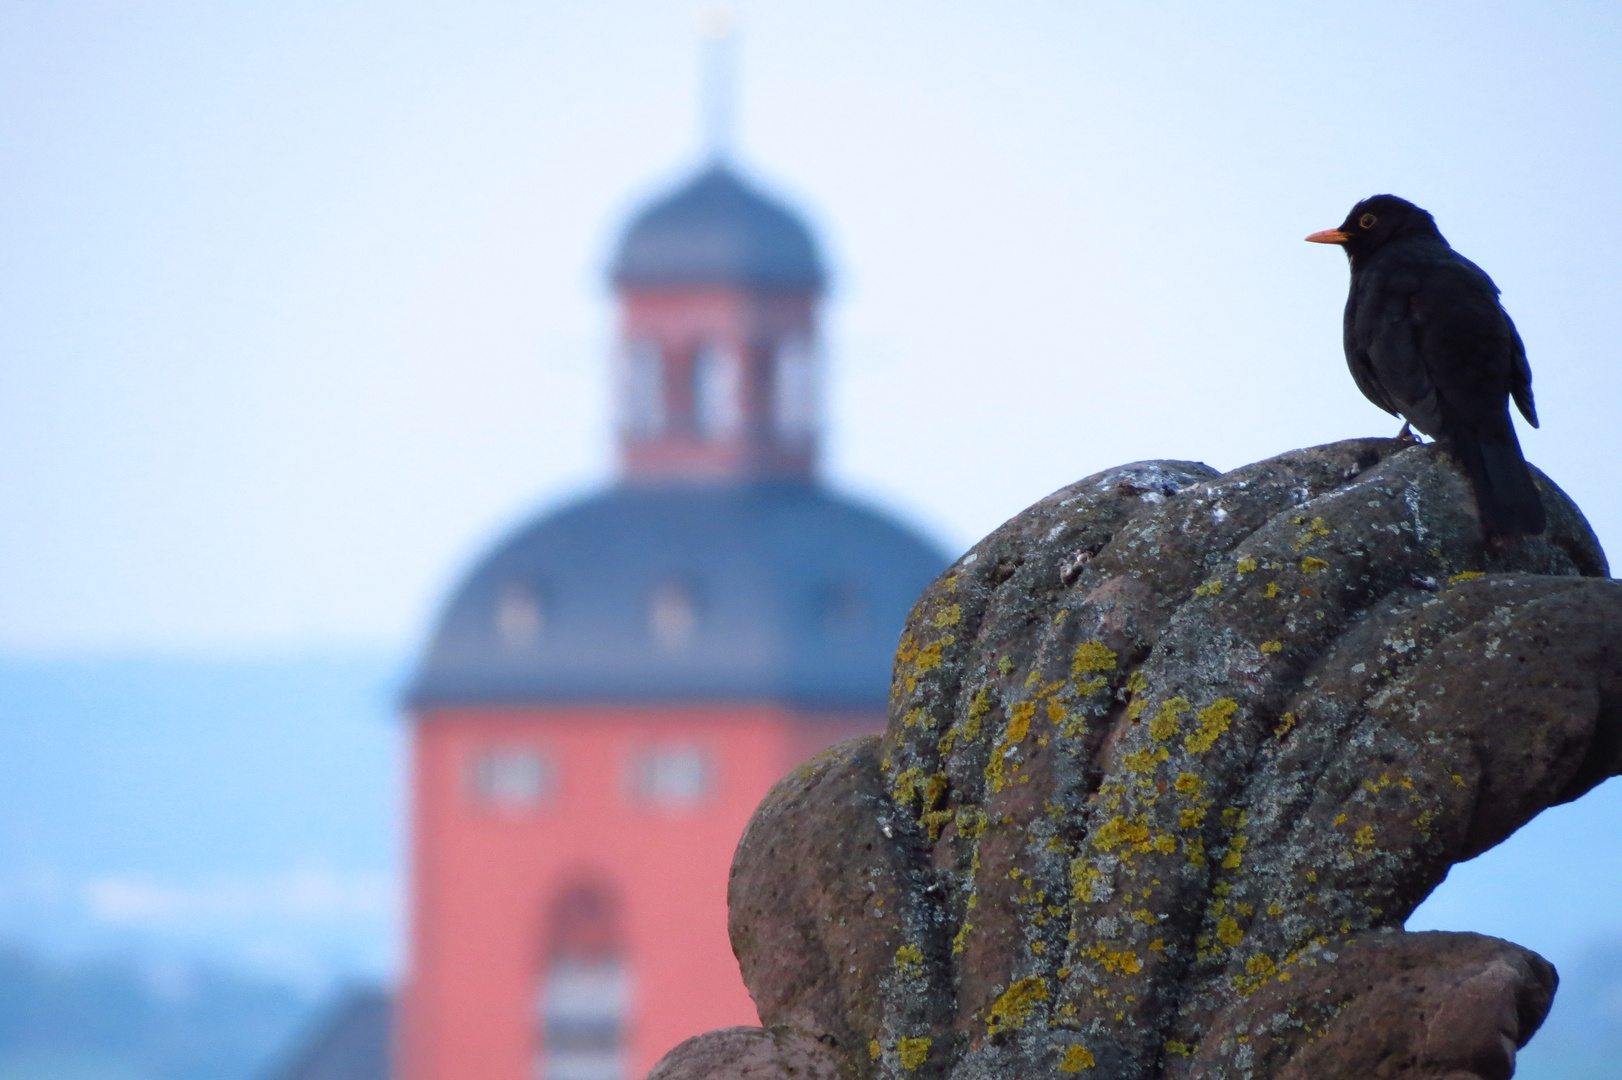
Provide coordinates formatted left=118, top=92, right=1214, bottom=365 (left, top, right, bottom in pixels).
left=1395, top=422, right=1420, bottom=445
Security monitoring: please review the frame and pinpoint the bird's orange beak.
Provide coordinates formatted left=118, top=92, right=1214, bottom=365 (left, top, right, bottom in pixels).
left=1305, top=229, right=1350, bottom=245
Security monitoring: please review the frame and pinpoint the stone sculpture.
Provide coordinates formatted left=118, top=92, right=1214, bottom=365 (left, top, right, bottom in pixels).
left=651, top=439, right=1621, bottom=1080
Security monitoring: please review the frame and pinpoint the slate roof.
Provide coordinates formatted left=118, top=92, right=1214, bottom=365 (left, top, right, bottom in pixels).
left=610, top=163, right=826, bottom=290
left=266, top=988, right=391, bottom=1080
left=409, top=482, right=945, bottom=709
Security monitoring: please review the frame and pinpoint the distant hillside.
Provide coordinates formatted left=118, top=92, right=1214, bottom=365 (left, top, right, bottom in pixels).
left=0, top=654, right=404, bottom=985
left=0, top=944, right=311, bottom=1080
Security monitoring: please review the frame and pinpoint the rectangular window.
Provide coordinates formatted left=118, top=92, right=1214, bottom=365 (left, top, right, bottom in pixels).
left=468, top=748, right=554, bottom=809
left=626, top=745, right=713, bottom=808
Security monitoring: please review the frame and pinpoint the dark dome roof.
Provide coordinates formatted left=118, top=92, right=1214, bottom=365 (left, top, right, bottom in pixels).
left=610, top=164, right=826, bottom=290
left=409, top=482, right=945, bottom=709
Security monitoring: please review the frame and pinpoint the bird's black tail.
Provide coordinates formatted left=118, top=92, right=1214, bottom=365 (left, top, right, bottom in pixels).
left=1449, top=411, right=1546, bottom=537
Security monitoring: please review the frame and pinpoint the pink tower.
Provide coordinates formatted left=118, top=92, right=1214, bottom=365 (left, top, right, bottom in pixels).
left=399, top=158, right=944, bottom=1080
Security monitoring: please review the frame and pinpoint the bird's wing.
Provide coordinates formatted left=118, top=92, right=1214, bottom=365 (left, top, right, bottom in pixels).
left=1506, top=315, right=1538, bottom=428
left=1404, top=254, right=1528, bottom=432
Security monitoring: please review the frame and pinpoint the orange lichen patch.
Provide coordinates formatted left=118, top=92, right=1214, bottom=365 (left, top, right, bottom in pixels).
left=916, top=637, right=953, bottom=672
left=1058, top=1045, right=1096, bottom=1072
left=986, top=977, right=1049, bottom=1035
left=1185, top=698, right=1239, bottom=753
left=1006, top=701, right=1036, bottom=745
left=897, top=1037, right=931, bottom=1071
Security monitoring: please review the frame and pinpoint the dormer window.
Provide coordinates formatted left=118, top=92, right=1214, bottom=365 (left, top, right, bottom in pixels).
left=648, top=579, right=696, bottom=650
left=691, top=343, right=741, bottom=440
left=495, top=580, right=544, bottom=646
left=621, top=338, right=665, bottom=437
left=773, top=334, right=818, bottom=442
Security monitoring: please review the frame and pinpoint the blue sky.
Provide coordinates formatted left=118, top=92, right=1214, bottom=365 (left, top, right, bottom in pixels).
left=2, top=0, right=1619, bottom=653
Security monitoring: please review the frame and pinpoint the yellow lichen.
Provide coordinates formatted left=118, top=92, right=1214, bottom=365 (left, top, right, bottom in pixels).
left=1149, top=697, right=1189, bottom=741
left=1353, top=824, right=1376, bottom=853
left=1186, top=837, right=1206, bottom=867
left=934, top=603, right=962, bottom=628
left=1246, top=954, right=1276, bottom=976
left=1005, top=701, right=1035, bottom=745
left=1274, top=712, right=1297, bottom=739
left=1174, top=771, right=1203, bottom=795
left=1293, top=516, right=1331, bottom=551
left=1185, top=698, right=1239, bottom=753
left=1300, top=556, right=1330, bottom=574
left=869, top=1039, right=882, bottom=1061
left=898, top=1037, right=931, bottom=1071
left=1259, top=640, right=1283, bottom=654
left=1058, top=1045, right=1096, bottom=1072
left=1264, top=581, right=1281, bottom=599
left=1193, top=578, right=1224, bottom=597
left=998, top=655, right=1015, bottom=676
left=952, top=920, right=973, bottom=954
left=1071, top=858, right=1104, bottom=903
left=1216, top=916, right=1244, bottom=947
left=1165, top=1040, right=1193, bottom=1057
left=1267, top=901, right=1283, bottom=916
left=1126, top=669, right=1149, bottom=694
left=895, top=943, right=924, bottom=974
left=893, top=767, right=925, bottom=806
left=1449, top=570, right=1485, bottom=583
left=1092, top=816, right=1150, bottom=852
left=1122, top=746, right=1169, bottom=772
left=986, top=977, right=1049, bottom=1035
left=1236, top=557, right=1258, bottom=574
left=1179, top=807, right=1206, bottom=829
left=916, top=637, right=952, bottom=672
left=922, top=810, right=955, bottom=841
left=1072, top=640, right=1118, bottom=676
left=1153, top=833, right=1177, bottom=855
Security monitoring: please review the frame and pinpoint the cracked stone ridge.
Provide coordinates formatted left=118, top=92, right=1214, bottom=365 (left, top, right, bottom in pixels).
left=648, top=439, right=1621, bottom=1080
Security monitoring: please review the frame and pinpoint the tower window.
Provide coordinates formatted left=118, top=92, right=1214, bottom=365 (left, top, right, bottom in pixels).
left=468, top=748, right=553, bottom=809
left=627, top=745, right=713, bottom=807
left=647, top=579, right=696, bottom=651
left=773, top=334, right=818, bottom=441
left=495, top=579, right=545, bottom=646
left=691, top=343, right=741, bottom=440
left=621, top=338, right=665, bottom=437
left=538, top=880, right=628, bottom=1080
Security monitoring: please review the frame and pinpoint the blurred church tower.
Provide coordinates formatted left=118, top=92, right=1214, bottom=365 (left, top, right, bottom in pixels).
left=395, top=16, right=944, bottom=1080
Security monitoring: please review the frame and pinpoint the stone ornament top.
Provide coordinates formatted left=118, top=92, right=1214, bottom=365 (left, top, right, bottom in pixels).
left=652, top=438, right=1620, bottom=1080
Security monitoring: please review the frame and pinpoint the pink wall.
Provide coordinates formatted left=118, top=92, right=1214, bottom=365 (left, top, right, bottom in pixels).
left=402, top=703, right=880, bottom=1080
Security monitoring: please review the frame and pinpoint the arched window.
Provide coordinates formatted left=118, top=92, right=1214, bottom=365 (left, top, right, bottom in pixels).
left=773, top=334, right=818, bottom=442
left=690, top=343, right=741, bottom=440
left=537, top=879, right=629, bottom=1080
left=620, top=338, right=665, bottom=437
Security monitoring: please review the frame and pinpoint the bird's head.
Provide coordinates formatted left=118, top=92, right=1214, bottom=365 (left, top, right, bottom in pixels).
left=1305, top=194, right=1442, bottom=259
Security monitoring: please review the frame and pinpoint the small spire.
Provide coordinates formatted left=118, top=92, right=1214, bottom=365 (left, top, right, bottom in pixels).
left=698, top=3, right=738, bottom=161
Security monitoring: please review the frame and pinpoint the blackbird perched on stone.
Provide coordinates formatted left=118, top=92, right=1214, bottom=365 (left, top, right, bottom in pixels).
left=1307, top=194, right=1546, bottom=536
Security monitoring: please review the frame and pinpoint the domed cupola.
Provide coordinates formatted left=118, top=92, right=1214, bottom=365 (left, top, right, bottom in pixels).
left=409, top=155, right=944, bottom=711
left=612, top=164, right=825, bottom=291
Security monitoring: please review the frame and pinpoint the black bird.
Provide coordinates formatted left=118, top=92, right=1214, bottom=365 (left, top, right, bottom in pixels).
left=1307, top=194, right=1545, bottom=536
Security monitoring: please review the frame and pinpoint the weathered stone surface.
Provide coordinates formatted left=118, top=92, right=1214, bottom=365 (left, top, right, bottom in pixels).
left=716, top=440, right=1619, bottom=1080
left=646, top=1026, right=849, bottom=1080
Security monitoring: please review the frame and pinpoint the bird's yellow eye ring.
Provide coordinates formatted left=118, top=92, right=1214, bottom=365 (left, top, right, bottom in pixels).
left=1359, top=213, right=1377, bottom=229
